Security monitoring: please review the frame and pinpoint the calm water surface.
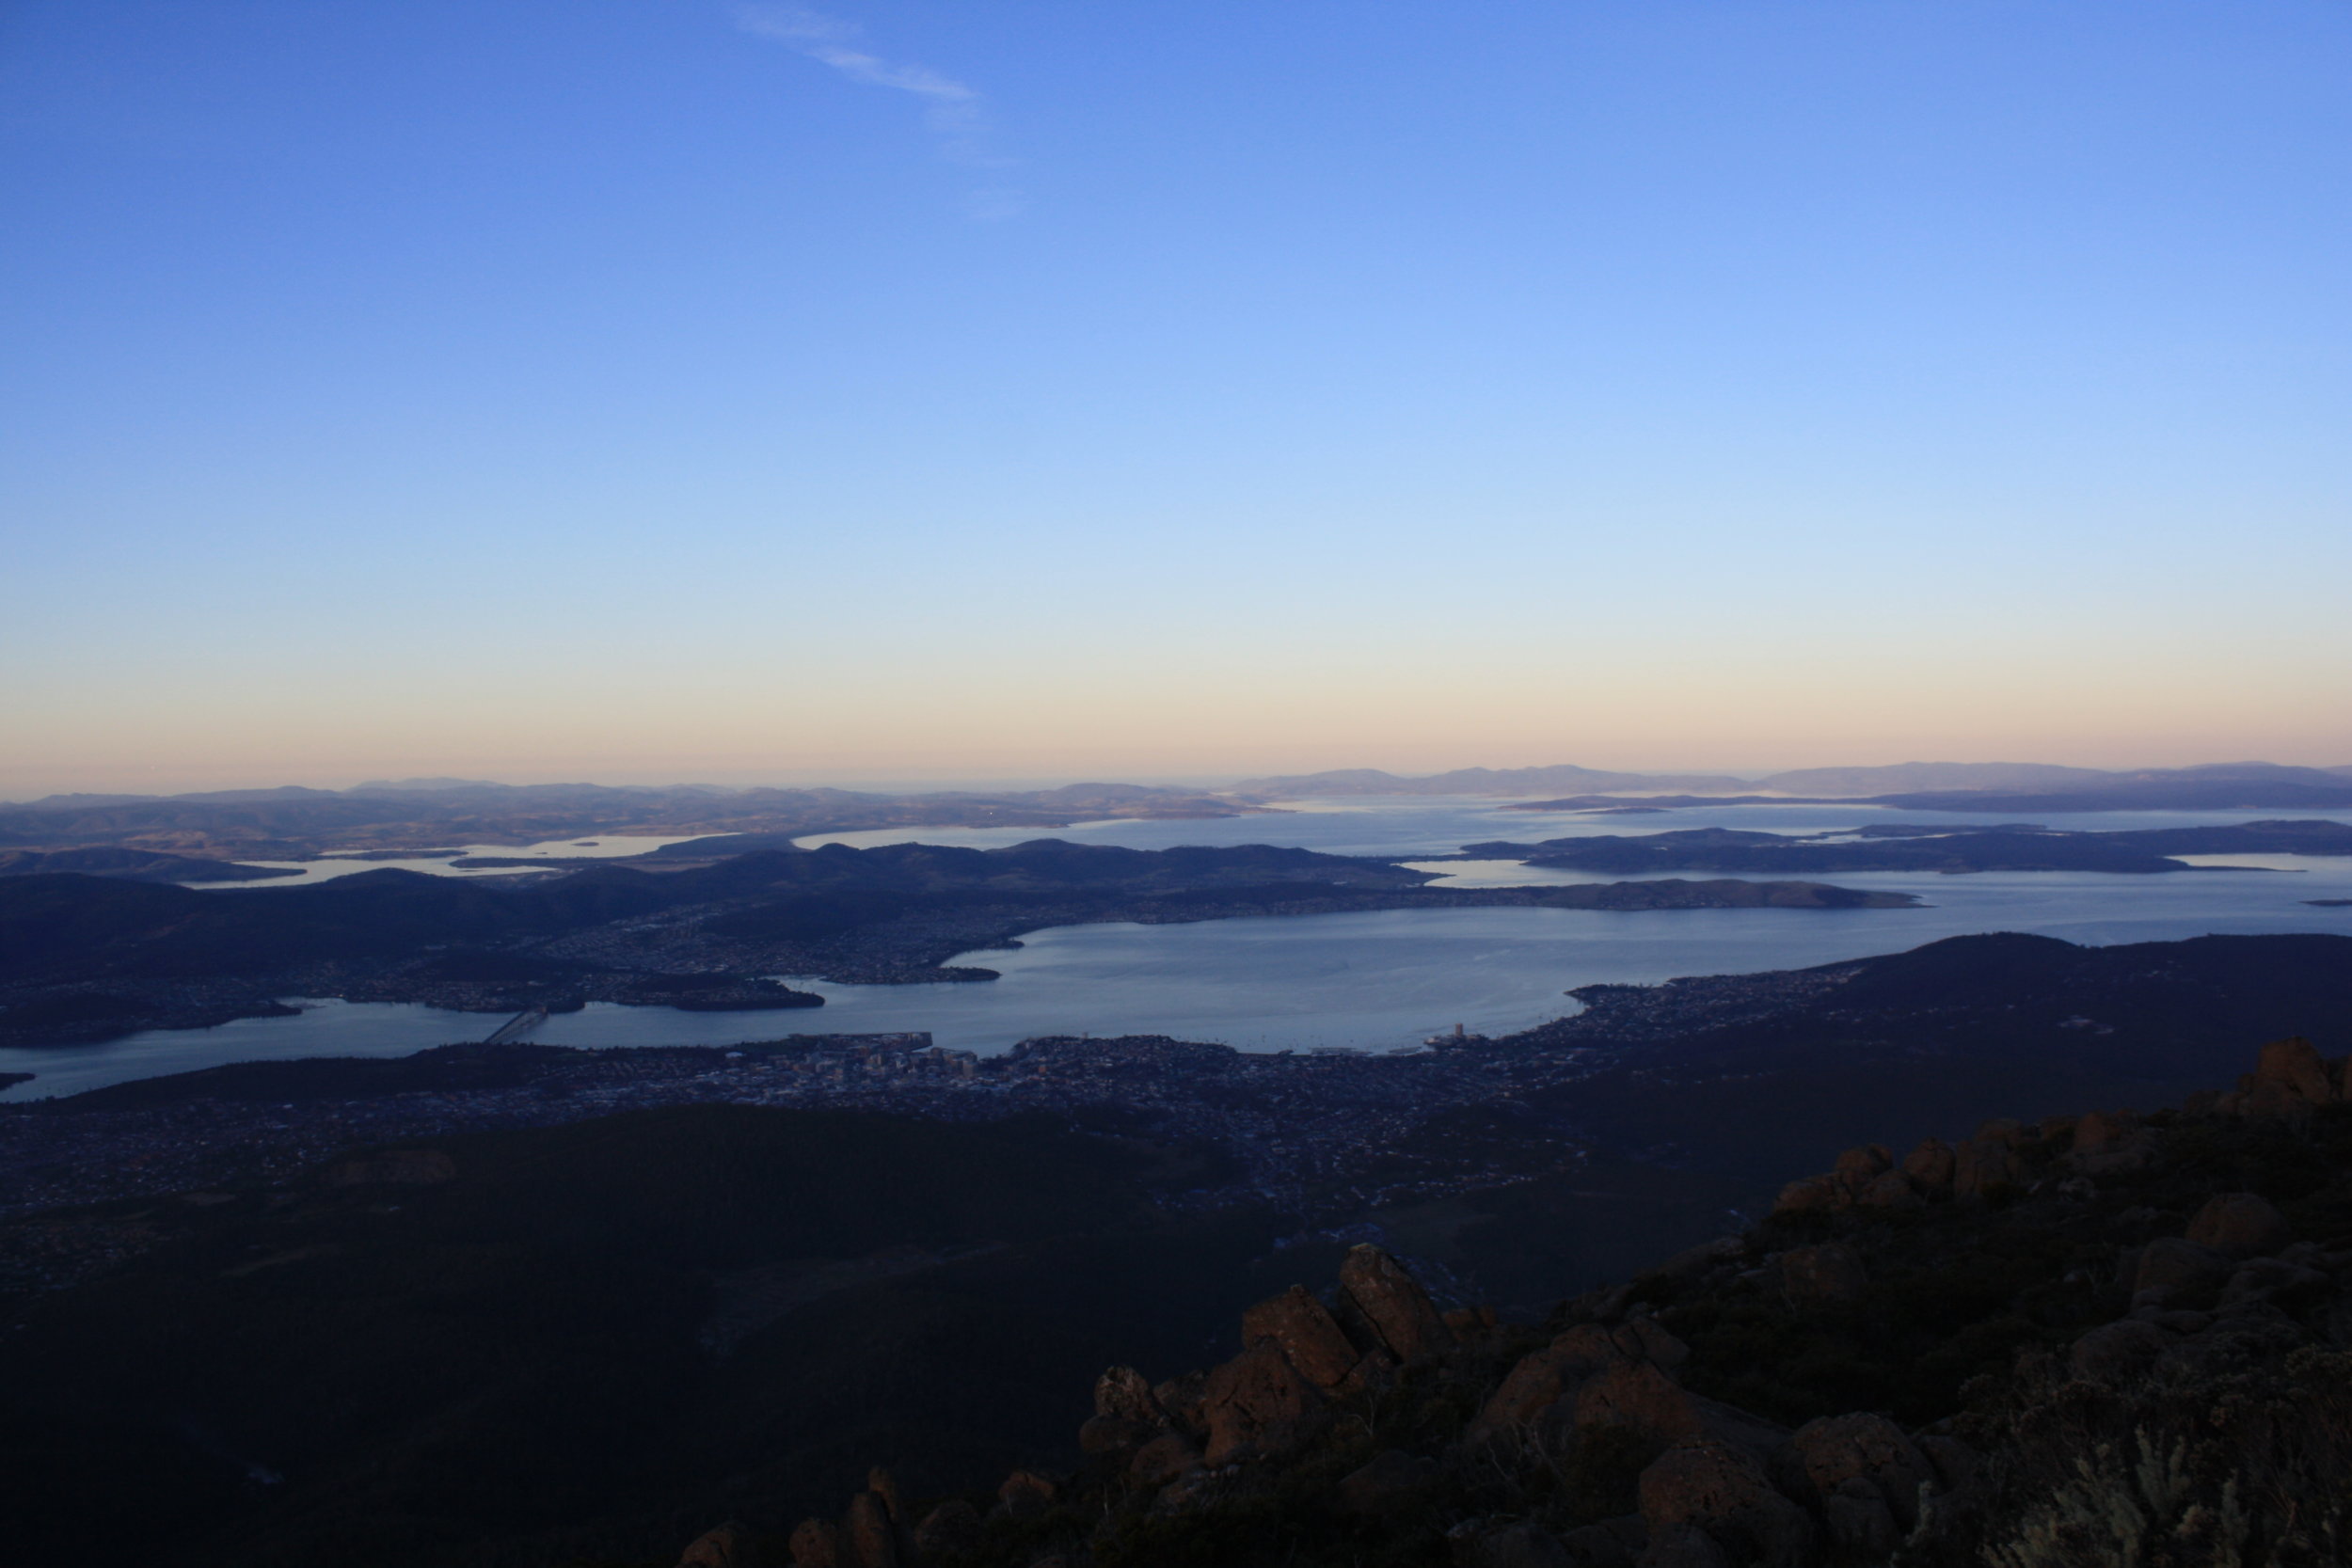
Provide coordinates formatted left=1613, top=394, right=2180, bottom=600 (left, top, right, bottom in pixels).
left=10, top=798, right=2344, bottom=1100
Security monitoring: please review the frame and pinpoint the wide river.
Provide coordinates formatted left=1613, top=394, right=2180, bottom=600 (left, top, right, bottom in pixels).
left=8, top=797, right=2347, bottom=1100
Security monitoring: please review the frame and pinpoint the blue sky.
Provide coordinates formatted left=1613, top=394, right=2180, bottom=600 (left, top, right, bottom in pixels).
left=3, top=1, right=2346, bottom=793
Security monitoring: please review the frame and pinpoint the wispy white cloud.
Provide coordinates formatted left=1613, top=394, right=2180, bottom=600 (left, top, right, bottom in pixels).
left=734, top=4, right=1025, bottom=218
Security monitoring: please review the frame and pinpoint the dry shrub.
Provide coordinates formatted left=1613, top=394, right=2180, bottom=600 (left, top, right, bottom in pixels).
left=1945, top=1345, right=2352, bottom=1568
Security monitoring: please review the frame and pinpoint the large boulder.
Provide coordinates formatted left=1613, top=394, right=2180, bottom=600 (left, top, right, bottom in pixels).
left=1901, top=1137, right=1956, bottom=1193
left=1079, top=1414, right=1156, bottom=1456
left=2070, top=1109, right=2129, bottom=1156
left=1129, top=1431, right=1204, bottom=1486
left=2070, top=1319, right=2171, bottom=1380
left=2186, top=1193, right=2291, bottom=1258
left=1242, top=1284, right=1365, bottom=1389
left=1200, top=1339, right=1328, bottom=1465
left=1338, top=1244, right=1454, bottom=1363
left=2220, top=1258, right=2328, bottom=1310
left=1094, top=1365, right=1168, bottom=1425
left=1770, top=1176, right=1843, bottom=1215
left=1857, top=1170, right=1923, bottom=1210
left=1612, top=1318, right=1691, bottom=1372
left=1573, top=1359, right=1705, bottom=1449
left=2255, top=1036, right=2334, bottom=1103
left=1780, top=1243, right=1867, bottom=1307
left=911, top=1500, right=979, bottom=1561
left=996, top=1470, right=1057, bottom=1521
left=1952, top=1137, right=2020, bottom=1197
left=1791, top=1412, right=1931, bottom=1531
left=1152, top=1369, right=1210, bottom=1439
left=1470, top=1324, right=1629, bottom=1438
left=2132, top=1238, right=2231, bottom=1303
left=841, top=1492, right=896, bottom=1568
left=1637, top=1441, right=1814, bottom=1568
left=787, top=1519, right=841, bottom=1568
left=1834, top=1144, right=1893, bottom=1190
left=679, top=1522, right=766, bottom=1568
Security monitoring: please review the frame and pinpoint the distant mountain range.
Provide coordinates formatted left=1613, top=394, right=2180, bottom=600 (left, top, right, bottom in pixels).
left=1233, top=759, right=2352, bottom=808
left=8, top=763, right=2352, bottom=862
left=0, top=780, right=1263, bottom=856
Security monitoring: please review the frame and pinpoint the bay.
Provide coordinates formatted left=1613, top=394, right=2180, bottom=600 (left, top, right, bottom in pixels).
left=8, top=796, right=2345, bottom=1101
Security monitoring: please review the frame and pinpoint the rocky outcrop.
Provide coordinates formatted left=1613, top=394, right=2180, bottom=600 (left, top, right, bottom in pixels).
left=1239, top=1283, right=1367, bottom=1390
left=2187, top=1191, right=2292, bottom=1256
left=1777, top=1243, right=1866, bottom=1307
left=688, top=1038, right=2352, bottom=1568
left=1336, top=1242, right=1455, bottom=1363
left=1200, top=1339, right=1328, bottom=1465
left=1637, top=1441, right=1814, bottom=1568
left=1790, top=1412, right=1930, bottom=1547
left=678, top=1521, right=765, bottom=1568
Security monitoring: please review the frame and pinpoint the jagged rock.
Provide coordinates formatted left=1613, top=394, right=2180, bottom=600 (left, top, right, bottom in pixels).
left=2132, top=1237, right=2231, bottom=1301
left=866, top=1468, right=901, bottom=1522
left=1470, top=1325, right=1629, bottom=1438
left=1976, top=1117, right=2027, bottom=1148
left=679, top=1521, right=766, bottom=1568
left=2256, top=1036, right=2335, bottom=1103
left=1445, top=1304, right=1502, bottom=1338
left=1573, top=1280, right=1641, bottom=1322
left=2069, top=1112, right=2158, bottom=1174
left=1613, top=1317, right=1691, bottom=1371
left=1902, top=1137, right=1956, bottom=1192
left=2070, top=1318, right=2171, bottom=1380
left=1637, top=1440, right=1814, bottom=1568
left=1952, top=1137, right=2020, bottom=1197
left=1834, top=1144, right=1893, bottom=1185
left=1129, top=1432, right=1203, bottom=1485
left=1079, top=1414, right=1155, bottom=1456
left=842, top=1492, right=897, bottom=1568
left=1916, top=1434, right=1979, bottom=1494
left=1770, top=1176, right=1842, bottom=1215
left=1152, top=1370, right=1210, bottom=1439
left=788, top=1518, right=842, bottom=1568
left=1647, top=1236, right=1748, bottom=1282
left=1338, top=1244, right=1454, bottom=1363
left=1779, top=1243, right=1867, bottom=1307
left=1201, top=1339, right=1327, bottom=1465
left=1857, top=1169, right=1923, bottom=1210
left=1242, top=1284, right=1364, bottom=1389
left=2187, top=1192, right=2292, bottom=1258
left=2071, top=1109, right=2130, bottom=1156
left=1791, top=1412, right=1931, bottom=1529
left=1635, top=1523, right=1729, bottom=1568
left=997, top=1470, right=1057, bottom=1521
left=912, top=1500, right=979, bottom=1561
left=1094, top=1365, right=1167, bottom=1425
left=1573, top=1358, right=1704, bottom=1448
left=1336, top=1449, right=1439, bottom=1513
left=2221, top=1258, right=2328, bottom=1308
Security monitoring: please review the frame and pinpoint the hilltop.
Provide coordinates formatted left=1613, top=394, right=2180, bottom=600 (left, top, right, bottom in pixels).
left=718, top=1037, right=2352, bottom=1568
